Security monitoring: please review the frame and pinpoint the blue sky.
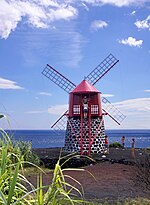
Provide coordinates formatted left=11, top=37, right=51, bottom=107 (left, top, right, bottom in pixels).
left=0, top=0, right=150, bottom=130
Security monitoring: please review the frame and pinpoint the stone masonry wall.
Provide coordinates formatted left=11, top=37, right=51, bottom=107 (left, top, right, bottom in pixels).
left=64, top=117, right=106, bottom=154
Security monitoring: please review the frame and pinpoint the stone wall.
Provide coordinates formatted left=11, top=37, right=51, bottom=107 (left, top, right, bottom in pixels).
left=64, top=117, right=106, bottom=154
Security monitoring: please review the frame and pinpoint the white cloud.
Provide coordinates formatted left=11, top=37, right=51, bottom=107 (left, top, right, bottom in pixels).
left=118, top=37, right=143, bottom=47
left=46, top=5, right=77, bottom=21
left=0, top=77, right=24, bottom=90
left=64, top=32, right=85, bottom=67
left=90, top=20, right=108, bottom=31
left=130, top=10, right=136, bottom=15
left=0, top=0, right=22, bottom=39
left=1, top=0, right=149, bottom=39
left=102, top=94, right=114, bottom=97
left=83, top=0, right=150, bottom=7
left=115, top=98, right=150, bottom=129
left=0, top=0, right=78, bottom=39
left=39, top=92, right=52, bottom=96
left=81, top=3, right=89, bottom=11
left=135, top=15, right=150, bottom=30
left=114, top=98, right=150, bottom=113
left=48, top=104, right=68, bottom=115
left=47, top=31, right=85, bottom=67
left=37, top=0, right=60, bottom=7
left=144, top=90, right=150, bottom=92
left=25, top=110, right=46, bottom=114
left=105, top=98, right=150, bottom=129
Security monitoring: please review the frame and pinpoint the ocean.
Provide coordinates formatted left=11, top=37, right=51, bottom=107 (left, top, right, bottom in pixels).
left=2, top=129, right=150, bottom=149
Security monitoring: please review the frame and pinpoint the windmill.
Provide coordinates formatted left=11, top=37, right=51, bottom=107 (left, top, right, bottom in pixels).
left=42, top=54, right=125, bottom=155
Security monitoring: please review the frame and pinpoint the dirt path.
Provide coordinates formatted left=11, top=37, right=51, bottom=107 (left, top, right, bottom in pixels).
left=61, top=162, right=149, bottom=203
left=27, top=162, right=150, bottom=204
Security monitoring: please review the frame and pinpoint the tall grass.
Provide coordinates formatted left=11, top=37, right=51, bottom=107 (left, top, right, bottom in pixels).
left=0, top=121, right=87, bottom=204
left=34, top=161, right=86, bottom=205
left=0, top=130, right=29, bottom=204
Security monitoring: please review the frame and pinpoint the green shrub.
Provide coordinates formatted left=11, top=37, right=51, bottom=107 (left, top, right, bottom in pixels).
left=0, top=128, right=87, bottom=204
left=109, top=142, right=123, bottom=148
left=146, top=147, right=150, bottom=150
left=124, top=197, right=150, bottom=205
left=13, top=140, right=40, bottom=166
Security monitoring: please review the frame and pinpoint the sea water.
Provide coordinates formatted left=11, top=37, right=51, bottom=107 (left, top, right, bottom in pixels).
left=2, top=129, right=150, bottom=149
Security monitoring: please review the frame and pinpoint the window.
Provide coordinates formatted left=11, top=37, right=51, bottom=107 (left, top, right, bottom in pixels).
left=73, top=105, right=80, bottom=114
left=91, top=105, right=98, bottom=114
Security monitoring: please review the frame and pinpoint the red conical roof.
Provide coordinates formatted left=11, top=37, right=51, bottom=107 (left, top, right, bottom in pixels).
left=71, top=80, right=99, bottom=93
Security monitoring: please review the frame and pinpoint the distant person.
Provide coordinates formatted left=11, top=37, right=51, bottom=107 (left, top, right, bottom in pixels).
left=122, top=136, right=125, bottom=148
left=82, top=96, right=88, bottom=119
left=131, top=138, right=135, bottom=149
left=131, top=138, right=135, bottom=159
left=105, top=135, right=109, bottom=154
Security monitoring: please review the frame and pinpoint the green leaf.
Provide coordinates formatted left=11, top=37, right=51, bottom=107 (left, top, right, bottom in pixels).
left=7, top=162, right=20, bottom=205
left=0, top=190, right=7, bottom=205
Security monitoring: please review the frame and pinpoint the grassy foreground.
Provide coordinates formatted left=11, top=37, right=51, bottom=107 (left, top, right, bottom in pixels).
left=0, top=128, right=89, bottom=204
left=0, top=115, right=149, bottom=204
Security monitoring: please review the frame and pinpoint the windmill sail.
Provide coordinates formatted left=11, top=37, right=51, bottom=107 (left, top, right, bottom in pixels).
left=86, top=54, right=119, bottom=86
left=102, top=97, right=126, bottom=125
left=51, top=111, right=68, bottom=130
left=42, top=64, right=76, bottom=93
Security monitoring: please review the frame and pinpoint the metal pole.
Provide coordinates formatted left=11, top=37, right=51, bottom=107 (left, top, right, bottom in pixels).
left=88, top=99, right=91, bottom=156
left=80, top=101, right=83, bottom=155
